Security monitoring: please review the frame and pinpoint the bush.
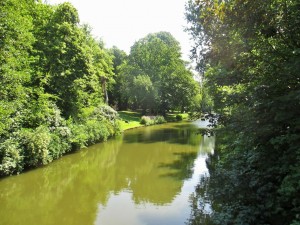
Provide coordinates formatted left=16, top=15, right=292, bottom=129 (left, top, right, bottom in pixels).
left=140, top=116, right=153, bottom=126
left=68, top=122, right=88, bottom=149
left=20, top=126, right=52, bottom=167
left=80, top=105, right=119, bottom=122
left=94, top=105, right=119, bottom=121
left=48, top=126, right=72, bottom=160
left=175, top=114, right=183, bottom=121
left=140, top=115, right=166, bottom=126
left=0, top=138, right=24, bottom=176
left=0, top=104, right=121, bottom=176
left=69, top=105, right=121, bottom=149
left=154, top=116, right=166, bottom=124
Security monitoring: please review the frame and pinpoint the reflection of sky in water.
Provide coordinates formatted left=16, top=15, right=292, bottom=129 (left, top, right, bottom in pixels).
left=193, top=119, right=211, bottom=128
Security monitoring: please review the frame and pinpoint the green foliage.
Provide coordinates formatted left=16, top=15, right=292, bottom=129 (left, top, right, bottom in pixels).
left=140, top=116, right=153, bottom=126
left=0, top=0, right=34, bottom=101
left=0, top=0, right=120, bottom=176
left=186, top=0, right=300, bottom=224
left=52, top=2, right=79, bottom=25
left=69, top=120, right=109, bottom=149
left=140, top=116, right=166, bottom=126
left=176, top=114, right=183, bottom=121
left=107, top=46, right=128, bottom=109
left=0, top=139, right=24, bottom=176
left=31, top=2, right=114, bottom=117
left=118, top=32, right=200, bottom=113
left=154, top=116, right=166, bottom=124
left=21, top=126, right=52, bottom=166
left=69, top=105, right=120, bottom=149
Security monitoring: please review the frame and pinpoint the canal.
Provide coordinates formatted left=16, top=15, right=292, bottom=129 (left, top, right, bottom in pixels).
left=0, top=120, right=214, bottom=225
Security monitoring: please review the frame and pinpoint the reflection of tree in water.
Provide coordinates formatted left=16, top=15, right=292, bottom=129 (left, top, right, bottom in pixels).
left=123, top=122, right=202, bottom=147
left=116, top=122, right=202, bottom=205
left=160, top=152, right=198, bottom=180
left=0, top=138, right=124, bottom=225
left=186, top=175, right=213, bottom=225
left=0, top=122, right=204, bottom=224
left=115, top=139, right=200, bottom=205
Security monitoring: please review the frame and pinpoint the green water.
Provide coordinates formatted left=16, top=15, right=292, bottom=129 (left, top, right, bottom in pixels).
left=0, top=121, right=214, bottom=225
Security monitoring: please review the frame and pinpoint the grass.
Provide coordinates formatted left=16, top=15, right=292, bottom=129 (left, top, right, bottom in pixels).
left=118, top=110, right=190, bottom=131
left=165, top=112, right=189, bottom=122
left=118, top=111, right=143, bottom=130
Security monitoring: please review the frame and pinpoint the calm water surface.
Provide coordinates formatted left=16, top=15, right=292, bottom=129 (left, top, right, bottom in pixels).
left=0, top=121, right=214, bottom=225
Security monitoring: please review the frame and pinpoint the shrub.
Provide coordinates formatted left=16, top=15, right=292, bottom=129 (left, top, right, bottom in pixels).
left=154, top=116, right=166, bottom=124
left=94, top=105, right=119, bottom=121
left=48, top=126, right=72, bottom=160
left=0, top=104, right=121, bottom=176
left=176, top=114, right=183, bottom=121
left=20, top=126, right=52, bottom=167
left=85, top=119, right=110, bottom=143
left=0, top=138, right=24, bottom=176
left=68, top=122, right=88, bottom=149
left=140, top=115, right=166, bottom=126
left=81, top=105, right=119, bottom=122
left=69, top=105, right=121, bottom=149
left=0, top=102, right=74, bottom=175
left=140, top=116, right=153, bottom=126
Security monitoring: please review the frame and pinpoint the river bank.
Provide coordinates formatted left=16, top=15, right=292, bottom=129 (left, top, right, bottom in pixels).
left=118, top=110, right=189, bottom=131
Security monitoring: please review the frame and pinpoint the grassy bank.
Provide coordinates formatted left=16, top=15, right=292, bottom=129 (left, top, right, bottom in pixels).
left=118, top=111, right=190, bottom=131
left=118, top=111, right=143, bottom=130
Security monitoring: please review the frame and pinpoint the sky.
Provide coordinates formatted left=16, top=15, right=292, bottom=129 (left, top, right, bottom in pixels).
left=46, top=0, right=193, bottom=62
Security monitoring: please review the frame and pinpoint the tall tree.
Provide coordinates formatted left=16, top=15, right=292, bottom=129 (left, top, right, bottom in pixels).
left=0, top=0, right=36, bottom=174
left=120, top=32, right=199, bottom=114
left=0, top=0, right=34, bottom=128
left=32, top=3, right=114, bottom=118
left=107, top=46, right=128, bottom=109
left=0, top=0, right=119, bottom=176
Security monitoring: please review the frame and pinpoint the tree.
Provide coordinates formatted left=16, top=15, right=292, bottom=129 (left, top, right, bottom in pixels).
left=119, top=32, right=200, bottom=114
left=0, top=0, right=120, bottom=176
left=78, top=24, right=114, bottom=109
left=107, top=46, right=128, bottom=109
left=186, top=0, right=300, bottom=224
left=0, top=0, right=35, bottom=128
left=32, top=3, right=114, bottom=118
left=0, top=0, right=36, bottom=174
left=31, top=2, right=86, bottom=117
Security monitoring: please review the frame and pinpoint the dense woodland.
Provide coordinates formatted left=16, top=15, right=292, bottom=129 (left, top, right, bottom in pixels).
left=185, top=0, right=300, bottom=224
left=0, top=0, right=200, bottom=176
